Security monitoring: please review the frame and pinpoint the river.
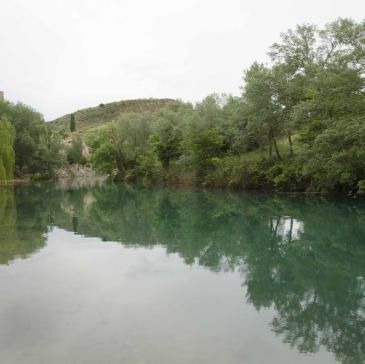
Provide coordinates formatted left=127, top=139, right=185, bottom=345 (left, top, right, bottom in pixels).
left=0, top=183, right=364, bottom=363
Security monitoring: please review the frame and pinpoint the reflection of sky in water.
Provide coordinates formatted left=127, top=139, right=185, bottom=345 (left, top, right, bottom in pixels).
left=271, top=217, right=304, bottom=242
left=0, top=228, right=335, bottom=364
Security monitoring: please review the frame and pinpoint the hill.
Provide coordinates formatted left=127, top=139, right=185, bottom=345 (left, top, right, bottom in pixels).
left=48, top=98, right=176, bottom=133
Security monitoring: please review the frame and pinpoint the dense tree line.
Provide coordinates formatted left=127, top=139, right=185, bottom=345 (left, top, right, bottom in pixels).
left=0, top=100, right=63, bottom=181
left=88, top=18, right=365, bottom=194
left=0, top=18, right=364, bottom=192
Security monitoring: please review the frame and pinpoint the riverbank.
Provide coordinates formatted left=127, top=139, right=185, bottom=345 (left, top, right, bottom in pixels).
left=2, top=163, right=364, bottom=198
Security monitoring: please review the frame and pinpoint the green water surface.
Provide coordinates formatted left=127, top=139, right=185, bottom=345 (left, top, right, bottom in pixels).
left=0, top=183, right=364, bottom=364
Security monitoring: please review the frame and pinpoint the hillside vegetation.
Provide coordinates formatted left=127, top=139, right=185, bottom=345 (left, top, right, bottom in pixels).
left=1, top=18, right=364, bottom=194
left=49, top=98, right=176, bottom=133
left=82, top=18, right=365, bottom=194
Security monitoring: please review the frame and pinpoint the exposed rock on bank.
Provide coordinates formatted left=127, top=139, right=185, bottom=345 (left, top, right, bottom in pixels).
left=56, top=164, right=107, bottom=189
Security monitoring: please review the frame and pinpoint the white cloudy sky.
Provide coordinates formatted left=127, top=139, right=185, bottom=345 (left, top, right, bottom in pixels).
left=0, top=0, right=364, bottom=120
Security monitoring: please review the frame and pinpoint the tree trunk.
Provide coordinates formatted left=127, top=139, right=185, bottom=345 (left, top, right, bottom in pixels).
left=288, top=131, right=294, bottom=157
left=273, top=138, right=282, bottom=160
left=115, top=151, right=125, bottom=175
left=273, top=218, right=280, bottom=239
left=288, top=218, right=293, bottom=243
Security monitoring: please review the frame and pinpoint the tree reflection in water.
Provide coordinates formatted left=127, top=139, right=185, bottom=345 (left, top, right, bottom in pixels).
left=0, top=183, right=364, bottom=363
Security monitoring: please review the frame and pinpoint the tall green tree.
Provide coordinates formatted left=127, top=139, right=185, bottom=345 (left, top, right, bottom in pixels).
left=0, top=117, right=15, bottom=183
left=37, top=125, right=64, bottom=176
left=150, top=108, right=183, bottom=169
left=0, top=100, right=63, bottom=176
left=243, top=63, right=283, bottom=159
left=70, top=113, right=76, bottom=132
left=0, top=101, right=43, bottom=173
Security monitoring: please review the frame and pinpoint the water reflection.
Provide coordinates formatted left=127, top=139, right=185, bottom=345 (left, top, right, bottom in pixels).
left=0, top=186, right=51, bottom=264
left=0, top=183, right=364, bottom=363
left=270, top=217, right=304, bottom=243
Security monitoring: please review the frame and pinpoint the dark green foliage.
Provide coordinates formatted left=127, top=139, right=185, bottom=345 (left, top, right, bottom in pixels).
left=67, top=137, right=84, bottom=165
left=90, top=140, right=116, bottom=174
left=0, top=100, right=63, bottom=177
left=70, top=113, right=76, bottom=132
left=34, top=125, right=64, bottom=178
left=150, top=108, right=183, bottom=169
left=185, top=127, right=224, bottom=175
left=0, top=117, right=15, bottom=182
left=299, top=117, right=365, bottom=192
left=0, top=101, right=43, bottom=173
left=243, top=63, right=284, bottom=159
left=89, top=111, right=160, bottom=181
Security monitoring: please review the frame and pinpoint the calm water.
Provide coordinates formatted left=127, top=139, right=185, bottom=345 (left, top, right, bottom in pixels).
left=0, top=183, right=364, bottom=364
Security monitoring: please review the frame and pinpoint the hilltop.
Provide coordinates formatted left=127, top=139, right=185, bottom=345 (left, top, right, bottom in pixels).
left=48, top=98, right=176, bottom=133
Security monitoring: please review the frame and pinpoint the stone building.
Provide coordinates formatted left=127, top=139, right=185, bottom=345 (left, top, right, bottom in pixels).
left=0, top=91, right=4, bottom=101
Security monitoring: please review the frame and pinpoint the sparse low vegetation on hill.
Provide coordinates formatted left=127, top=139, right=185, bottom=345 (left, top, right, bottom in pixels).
left=49, top=98, right=176, bottom=133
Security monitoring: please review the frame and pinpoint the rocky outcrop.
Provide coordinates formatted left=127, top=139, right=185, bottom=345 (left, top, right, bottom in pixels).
left=56, top=164, right=107, bottom=189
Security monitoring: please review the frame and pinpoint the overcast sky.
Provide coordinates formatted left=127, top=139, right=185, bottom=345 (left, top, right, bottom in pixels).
left=0, top=0, right=364, bottom=120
